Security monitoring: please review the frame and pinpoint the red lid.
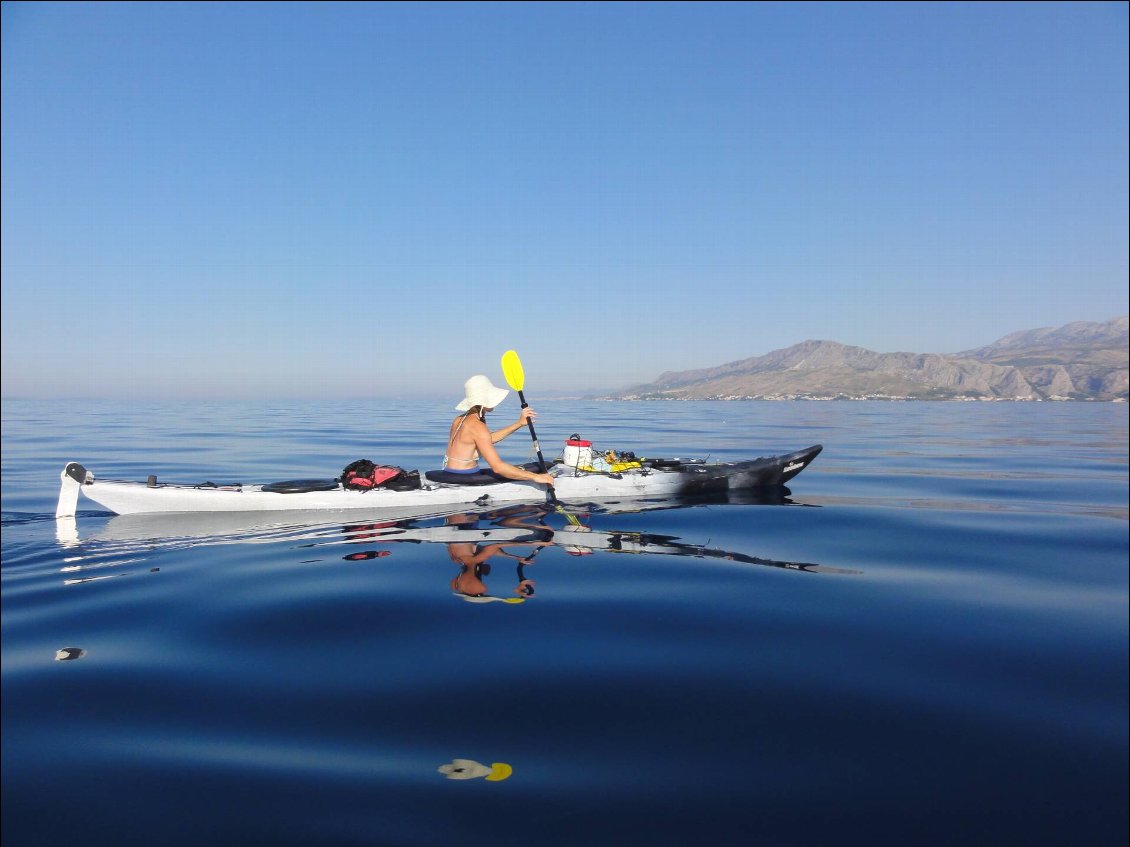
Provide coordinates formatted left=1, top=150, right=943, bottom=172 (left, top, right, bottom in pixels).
left=565, top=439, right=592, bottom=447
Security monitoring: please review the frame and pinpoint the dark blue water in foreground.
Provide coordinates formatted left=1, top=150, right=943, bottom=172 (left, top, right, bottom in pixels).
left=3, top=400, right=1127, bottom=846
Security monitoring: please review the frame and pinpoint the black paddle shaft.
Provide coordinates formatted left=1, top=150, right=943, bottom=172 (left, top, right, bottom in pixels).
left=509, top=370, right=579, bottom=522
left=517, top=389, right=567, bottom=508
left=517, top=389, right=551, bottom=474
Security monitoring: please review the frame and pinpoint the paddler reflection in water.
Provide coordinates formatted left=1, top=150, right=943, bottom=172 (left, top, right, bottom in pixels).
left=446, top=512, right=551, bottom=600
left=442, top=375, right=554, bottom=486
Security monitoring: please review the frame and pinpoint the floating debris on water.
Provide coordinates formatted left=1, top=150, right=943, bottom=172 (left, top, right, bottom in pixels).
left=437, top=759, right=512, bottom=781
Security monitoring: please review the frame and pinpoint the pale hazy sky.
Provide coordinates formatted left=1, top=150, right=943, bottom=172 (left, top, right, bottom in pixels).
left=2, top=1, right=1127, bottom=399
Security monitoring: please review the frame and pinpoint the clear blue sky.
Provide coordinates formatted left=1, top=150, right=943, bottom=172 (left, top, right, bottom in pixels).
left=2, top=1, right=1127, bottom=399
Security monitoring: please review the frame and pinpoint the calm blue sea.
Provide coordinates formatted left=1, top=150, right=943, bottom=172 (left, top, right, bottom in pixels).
left=2, top=399, right=1127, bottom=846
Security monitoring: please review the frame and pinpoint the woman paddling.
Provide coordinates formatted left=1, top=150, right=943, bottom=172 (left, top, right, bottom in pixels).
left=443, top=375, right=555, bottom=486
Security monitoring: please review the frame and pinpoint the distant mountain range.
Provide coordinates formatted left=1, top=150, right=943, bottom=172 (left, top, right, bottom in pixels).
left=605, top=316, right=1129, bottom=401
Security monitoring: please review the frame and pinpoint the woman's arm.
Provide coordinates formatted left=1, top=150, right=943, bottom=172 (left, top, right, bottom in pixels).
left=471, top=419, right=554, bottom=485
left=490, top=408, right=537, bottom=444
left=492, top=542, right=551, bottom=561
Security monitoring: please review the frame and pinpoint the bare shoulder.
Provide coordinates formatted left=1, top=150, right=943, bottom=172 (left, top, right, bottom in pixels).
left=463, top=415, right=490, bottom=436
left=452, top=413, right=486, bottom=436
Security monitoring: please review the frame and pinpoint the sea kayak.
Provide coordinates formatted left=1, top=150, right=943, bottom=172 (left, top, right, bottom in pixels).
left=56, top=444, right=822, bottom=518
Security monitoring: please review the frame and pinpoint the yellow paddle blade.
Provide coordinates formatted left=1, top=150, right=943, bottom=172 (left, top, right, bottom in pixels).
left=500, top=349, right=525, bottom=391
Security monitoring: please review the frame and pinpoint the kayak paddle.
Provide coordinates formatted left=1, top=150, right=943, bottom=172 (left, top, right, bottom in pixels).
left=501, top=349, right=581, bottom=526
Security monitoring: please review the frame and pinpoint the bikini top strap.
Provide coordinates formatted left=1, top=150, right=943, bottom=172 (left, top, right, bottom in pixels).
left=443, top=412, right=474, bottom=465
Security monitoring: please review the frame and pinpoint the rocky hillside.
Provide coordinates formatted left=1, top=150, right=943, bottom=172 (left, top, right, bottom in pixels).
left=608, top=316, right=1128, bottom=401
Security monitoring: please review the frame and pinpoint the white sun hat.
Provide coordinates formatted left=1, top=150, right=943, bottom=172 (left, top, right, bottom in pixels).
left=455, top=374, right=510, bottom=411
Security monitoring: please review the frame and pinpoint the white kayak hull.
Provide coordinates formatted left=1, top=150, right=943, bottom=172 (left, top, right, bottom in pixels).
left=57, top=445, right=822, bottom=518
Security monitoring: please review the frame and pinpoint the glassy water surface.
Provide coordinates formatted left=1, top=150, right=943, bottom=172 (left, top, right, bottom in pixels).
left=2, top=399, right=1127, bottom=846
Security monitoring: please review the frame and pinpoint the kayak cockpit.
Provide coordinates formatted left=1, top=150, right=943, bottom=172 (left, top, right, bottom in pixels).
left=423, top=470, right=508, bottom=485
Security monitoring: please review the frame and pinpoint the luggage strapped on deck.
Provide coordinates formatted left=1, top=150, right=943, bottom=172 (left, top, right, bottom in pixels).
left=560, top=434, right=642, bottom=474
left=341, top=459, right=419, bottom=492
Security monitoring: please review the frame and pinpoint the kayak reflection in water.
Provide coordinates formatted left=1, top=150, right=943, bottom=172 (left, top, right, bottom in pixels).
left=330, top=501, right=857, bottom=602
left=341, top=521, right=398, bottom=561
left=446, top=512, right=551, bottom=600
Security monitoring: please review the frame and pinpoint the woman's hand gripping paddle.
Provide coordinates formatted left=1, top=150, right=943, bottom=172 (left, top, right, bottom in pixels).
left=501, top=350, right=581, bottom=526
